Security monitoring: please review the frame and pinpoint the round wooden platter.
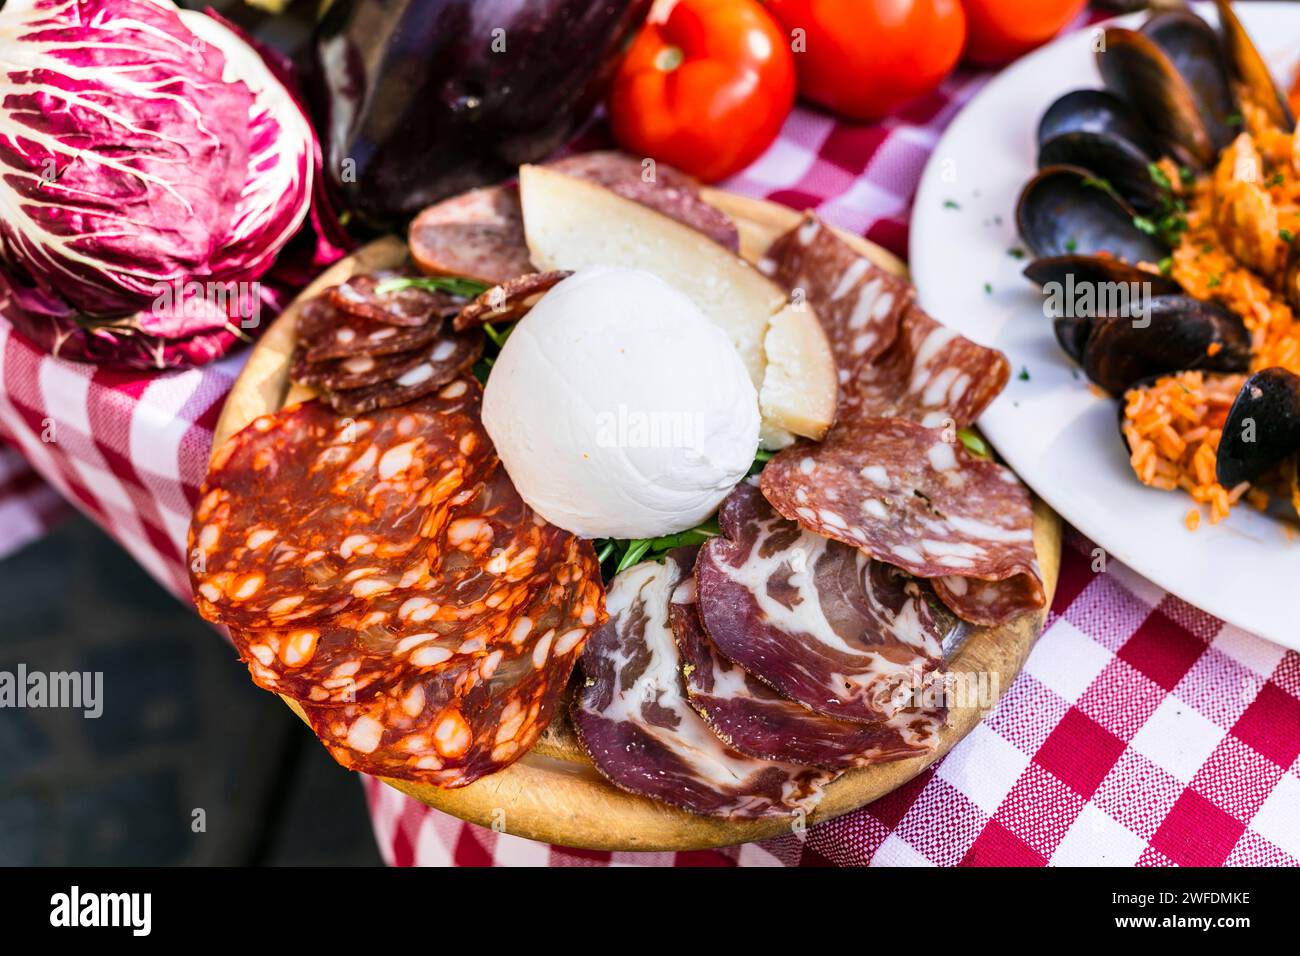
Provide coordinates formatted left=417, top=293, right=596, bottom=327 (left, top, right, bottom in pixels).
left=212, top=189, right=1062, bottom=852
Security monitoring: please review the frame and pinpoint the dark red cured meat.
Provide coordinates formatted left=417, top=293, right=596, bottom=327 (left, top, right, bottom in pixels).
left=571, top=548, right=832, bottom=819
left=409, top=185, right=535, bottom=286
left=759, top=418, right=1045, bottom=625
left=291, top=344, right=432, bottom=391
left=761, top=213, right=913, bottom=378
left=844, top=304, right=1011, bottom=429
left=327, top=273, right=462, bottom=328
left=301, top=529, right=604, bottom=787
left=932, top=573, right=1048, bottom=629
left=696, top=483, right=952, bottom=724
left=297, top=297, right=444, bottom=361
left=452, top=271, right=572, bottom=331
left=549, top=151, right=740, bottom=252
left=230, top=461, right=599, bottom=706
left=670, top=572, right=945, bottom=770
left=322, top=329, right=484, bottom=415
left=189, top=379, right=493, bottom=629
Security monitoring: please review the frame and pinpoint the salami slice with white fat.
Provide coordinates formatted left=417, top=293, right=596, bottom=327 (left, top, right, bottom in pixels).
left=670, top=573, right=945, bottom=769
left=549, top=151, right=740, bottom=252
left=759, top=418, right=1044, bottom=625
left=409, top=185, right=535, bottom=286
left=571, top=548, right=832, bottom=819
left=301, top=527, right=603, bottom=787
left=189, top=378, right=493, bottom=629
left=328, top=273, right=461, bottom=328
left=291, top=345, right=431, bottom=391
left=322, top=329, right=484, bottom=415
left=696, top=483, right=951, bottom=724
left=230, top=462, right=599, bottom=706
left=761, top=212, right=913, bottom=376
left=298, top=297, right=444, bottom=361
left=452, top=271, right=571, bottom=331
left=845, top=305, right=1011, bottom=429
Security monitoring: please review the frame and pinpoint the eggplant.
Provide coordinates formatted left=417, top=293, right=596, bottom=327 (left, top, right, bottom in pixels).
left=1217, top=368, right=1300, bottom=487
left=309, top=0, right=652, bottom=230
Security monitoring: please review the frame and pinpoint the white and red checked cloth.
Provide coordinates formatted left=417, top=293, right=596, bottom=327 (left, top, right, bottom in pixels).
left=2, top=54, right=1298, bottom=867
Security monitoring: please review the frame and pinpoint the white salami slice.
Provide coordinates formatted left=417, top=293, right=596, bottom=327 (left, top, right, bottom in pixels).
left=571, top=548, right=832, bottom=819
left=759, top=418, right=1044, bottom=625
left=761, top=212, right=913, bottom=375
left=695, top=483, right=951, bottom=724
left=670, top=572, right=946, bottom=769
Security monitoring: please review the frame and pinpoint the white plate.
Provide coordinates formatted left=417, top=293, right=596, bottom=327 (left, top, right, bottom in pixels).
left=910, top=2, right=1300, bottom=650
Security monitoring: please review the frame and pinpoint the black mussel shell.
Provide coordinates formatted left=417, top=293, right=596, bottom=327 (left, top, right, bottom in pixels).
left=1216, top=0, right=1294, bottom=133
left=1098, top=27, right=1219, bottom=168
left=1038, top=131, right=1166, bottom=214
left=1017, top=164, right=1168, bottom=263
left=1142, top=9, right=1239, bottom=153
left=1037, top=89, right=1158, bottom=155
left=1082, top=294, right=1251, bottom=394
left=1216, top=367, right=1300, bottom=487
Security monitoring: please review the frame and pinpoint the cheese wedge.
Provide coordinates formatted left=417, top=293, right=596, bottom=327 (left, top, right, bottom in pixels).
left=518, top=164, right=837, bottom=443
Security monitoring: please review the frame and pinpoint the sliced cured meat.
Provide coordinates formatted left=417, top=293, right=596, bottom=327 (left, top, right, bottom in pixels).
left=297, top=297, right=444, bottom=361
left=452, top=271, right=571, bottom=331
left=696, top=483, right=951, bottom=724
left=845, top=305, right=1011, bottom=429
left=409, top=185, right=534, bottom=286
left=759, top=418, right=1044, bottom=625
left=572, top=548, right=832, bottom=819
left=762, top=213, right=914, bottom=377
left=323, top=329, right=484, bottom=415
left=327, top=273, right=461, bottom=328
left=932, top=573, right=1048, bottom=629
left=230, top=463, right=599, bottom=706
left=301, top=530, right=604, bottom=787
left=670, top=573, right=945, bottom=769
left=189, top=379, right=492, bottom=629
left=549, top=151, right=740, bottom=252
left=291, top=345, right=431, bottom=391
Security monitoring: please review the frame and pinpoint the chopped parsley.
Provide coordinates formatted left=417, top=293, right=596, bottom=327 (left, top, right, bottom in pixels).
left=1007, top=246, right=1026, bottom=260
left=1207, top=274, right=1222, bottom=288
left=1282, top=228, right=1296, bottom=244
left=1018, top=366, right=1031, bottom=381
left=943, top=199, right=961, bottom=210
left=983, top=282, right=993, bottom=295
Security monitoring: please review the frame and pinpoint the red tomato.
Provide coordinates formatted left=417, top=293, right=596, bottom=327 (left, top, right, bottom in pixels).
left=608, top=0, right=796, bottom=183
left=763, top=0, right=966, bottom=121
left=961, top=0, right=1087, bottom=67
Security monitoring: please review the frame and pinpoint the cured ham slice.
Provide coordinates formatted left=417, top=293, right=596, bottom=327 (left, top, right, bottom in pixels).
left=571, top=548, right=832, bottom=819
left=670, top=572, right=945, bottom=769
left=759, top=418, right=1044, bottom=626
left=695, top=483, right=952, bottom=723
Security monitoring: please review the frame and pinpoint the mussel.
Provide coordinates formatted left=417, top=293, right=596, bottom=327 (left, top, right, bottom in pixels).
left=1215, top=0, right=1295, bottom=133
left=1142, top=9, right=1239, bottom=152
left=1081, top=295, right=1251, bottom=395
left=1037, top=89, right=1157, bottom=155
left=1017, top=164, right=1167, bottom=264
left=1216, top=368, right=1300, bottom=487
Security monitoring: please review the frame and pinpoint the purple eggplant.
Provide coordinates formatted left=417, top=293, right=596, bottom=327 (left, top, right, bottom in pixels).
left=309, top=0, right=651, bottom=231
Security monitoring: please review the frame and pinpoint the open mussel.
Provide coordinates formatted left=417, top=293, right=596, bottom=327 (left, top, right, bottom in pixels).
left=1216, top=368, right=1300, bottom=487
left=1082, top=295, right=1251, bottom=395
left=1037, top=89, right=1156, bottom=154
left=1017, top=164, right=1168, bottom=264
left=1215, top=0, right=1294, bottom=133
left=1143, top=9, right=1239, bottom=151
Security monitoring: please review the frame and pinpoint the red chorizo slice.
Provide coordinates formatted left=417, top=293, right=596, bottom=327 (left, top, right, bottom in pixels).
left=301, top=532, right=604, bottom=787
left=759, top=418, right=1045, bottom=625
left=327, top=273, right=462, bottom=328
left=409, top=185, right=535, bottom=286
left=571, top=547, right=833, bottom=819
left=846, top=305, right=1011, bottom=429
left=322, top=329, right=484, bottom=415
left=452, top=271, right=571, bottom=331
left=291, top=345, right=432, bottom=391
left=232, top=462, right=597, bottom=706
left=670, top=571, right=945, bottom=770
left=296, top=296, right=446, bottom=362
left=189, top=379, right=493, bottom=629
left=548, top=151, right=740, bottom=252
left=761, top=212, right=914, bottom=375
left=696, top=483, right=952, bottom=724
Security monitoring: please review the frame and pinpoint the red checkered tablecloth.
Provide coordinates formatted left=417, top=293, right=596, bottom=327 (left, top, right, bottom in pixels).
left=1, top=59, right=1297, bottom=867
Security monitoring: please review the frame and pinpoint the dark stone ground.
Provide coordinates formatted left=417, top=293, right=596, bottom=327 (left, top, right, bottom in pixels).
left=0, top=515, right=383, bottom=866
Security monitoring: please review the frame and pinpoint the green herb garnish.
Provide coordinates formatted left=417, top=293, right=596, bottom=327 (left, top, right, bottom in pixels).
left=1018, top=366, right=1030, bottom=381
left=943, top=199, right=961, bottom=210
left=957, top=428, right=991, bottom=459
left=374, top=275, right=490, bottom=299
left=1147, top=162, right=1173, bottom=191
left=1282, top=228, right=1296, bottom=244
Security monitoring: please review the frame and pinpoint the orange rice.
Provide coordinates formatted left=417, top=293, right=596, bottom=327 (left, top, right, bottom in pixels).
left=1122, top=100, right=1300, bottom=526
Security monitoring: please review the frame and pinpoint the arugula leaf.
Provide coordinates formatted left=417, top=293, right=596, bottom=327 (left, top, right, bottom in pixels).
left=957, top=427, right=991, bottom=459
left=374, top=275, right=490, bottom=299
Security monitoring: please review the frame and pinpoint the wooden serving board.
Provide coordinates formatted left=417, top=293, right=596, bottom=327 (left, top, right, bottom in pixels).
left=211, top=190, right=1062, bottom=852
